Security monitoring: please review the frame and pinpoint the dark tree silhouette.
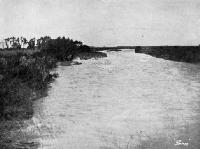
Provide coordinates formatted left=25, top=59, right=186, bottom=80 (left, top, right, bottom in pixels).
left=27, top=38, right=36, bottom=49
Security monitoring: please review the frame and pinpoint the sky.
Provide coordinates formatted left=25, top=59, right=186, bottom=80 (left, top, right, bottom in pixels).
left=0, top=0, right=200, bottom=46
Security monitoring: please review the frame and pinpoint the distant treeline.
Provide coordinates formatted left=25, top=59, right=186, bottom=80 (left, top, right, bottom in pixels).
left=1, top=36, right=93, bottom=60
left=135, top=46, right=200, bottom=63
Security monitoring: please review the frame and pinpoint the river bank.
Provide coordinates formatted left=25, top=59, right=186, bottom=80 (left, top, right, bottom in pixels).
left=0, top=41, right=107, bottom=148
left=0, top=51, right=58, bottom=148
left=0, top=36, right=107, bottom=120
left=135, top=46, right=200, bottom=63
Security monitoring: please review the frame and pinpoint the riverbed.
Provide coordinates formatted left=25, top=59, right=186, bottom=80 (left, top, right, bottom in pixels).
left=18, top=49, right=200, bottom=149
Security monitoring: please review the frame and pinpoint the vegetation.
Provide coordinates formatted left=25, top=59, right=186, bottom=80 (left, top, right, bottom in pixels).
left=0, top=36, right=108, bottom=120
left=92, top=46, right=135, bottom=51
left=2, top=39, right=200, bottom=120
left=40, top=36, right=86, bottom=60
left=0, top=52, right=57, bottom=120
left=135, top=46, right=200, bottom=63
left=38, top=36, right=107, bottom=60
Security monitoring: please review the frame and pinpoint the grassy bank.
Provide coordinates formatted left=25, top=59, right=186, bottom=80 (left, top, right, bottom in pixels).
left=135, top=46, right=200, bottom=63
left=0, top=36, right=107, bottom=120
left=0, top=52, right=57, bottom=120
left=0, top=36, right=108, bottom=148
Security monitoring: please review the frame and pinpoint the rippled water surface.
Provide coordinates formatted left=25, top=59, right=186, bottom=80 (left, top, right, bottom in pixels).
left=22, top=50, right=200, bottom=149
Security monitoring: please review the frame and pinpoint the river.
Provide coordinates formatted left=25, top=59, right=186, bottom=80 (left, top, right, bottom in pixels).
left=19, top=49, right=200, bottom=149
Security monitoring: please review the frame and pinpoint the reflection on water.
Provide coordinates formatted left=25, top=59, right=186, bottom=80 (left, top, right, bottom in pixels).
left=20, top=50, right=200, bottom=149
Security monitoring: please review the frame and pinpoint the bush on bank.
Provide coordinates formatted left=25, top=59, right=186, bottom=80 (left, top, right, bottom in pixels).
left=40, top=37, right=92, bottom=60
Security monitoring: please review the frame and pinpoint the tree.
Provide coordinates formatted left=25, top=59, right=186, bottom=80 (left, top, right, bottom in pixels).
left=20, top=37, right=25, bottom=48
left=36, top=38, right=42, bottom=49
left=22, top=37, right=28, bottom=48
left=74, top=40, right=83, bottom=47
left=36, top=36, right=51, bottom=49
left=10, top=37, right=15, bottom=48
left=27, top=38, right=36, bottom=49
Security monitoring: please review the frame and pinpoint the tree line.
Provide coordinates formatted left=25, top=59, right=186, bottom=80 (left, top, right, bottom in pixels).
left=1, top=36, right=88, bottom=50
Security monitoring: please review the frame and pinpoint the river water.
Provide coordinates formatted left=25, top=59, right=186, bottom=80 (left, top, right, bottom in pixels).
left=21, top=50, right=200, bottom=149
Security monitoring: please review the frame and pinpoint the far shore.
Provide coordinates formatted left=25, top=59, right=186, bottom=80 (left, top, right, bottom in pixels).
left=92, top=45, right=200, bottom=63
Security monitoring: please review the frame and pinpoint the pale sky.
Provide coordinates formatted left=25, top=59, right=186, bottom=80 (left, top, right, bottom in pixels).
left=0, top=0, right=200, bottom=46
